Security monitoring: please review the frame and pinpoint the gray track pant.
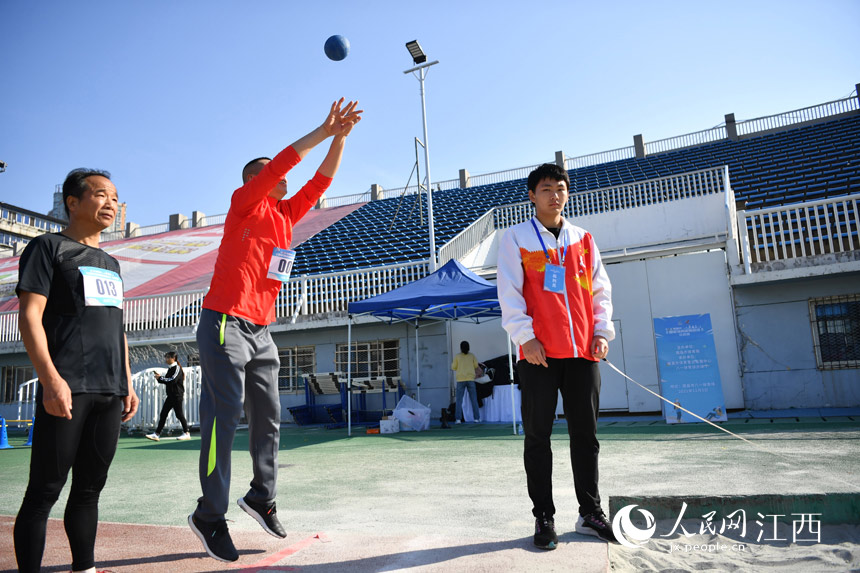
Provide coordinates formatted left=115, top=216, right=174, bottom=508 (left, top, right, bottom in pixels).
left=194, top=308, right=281, bottom=522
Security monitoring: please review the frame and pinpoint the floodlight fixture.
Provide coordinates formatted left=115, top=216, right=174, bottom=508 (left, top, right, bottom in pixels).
left=405, top=40, right=426, bottom=65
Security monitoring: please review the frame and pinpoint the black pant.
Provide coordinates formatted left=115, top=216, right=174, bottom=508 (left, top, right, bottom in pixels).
left=14, top=393, right=122, bottom=573
left=518, top=357, right=601, bottom=518
left=156, top=394, right=189, bottom=434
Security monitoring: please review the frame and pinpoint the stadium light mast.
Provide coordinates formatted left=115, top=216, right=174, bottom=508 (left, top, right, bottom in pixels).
left=404, top=40, right=440, bottom=272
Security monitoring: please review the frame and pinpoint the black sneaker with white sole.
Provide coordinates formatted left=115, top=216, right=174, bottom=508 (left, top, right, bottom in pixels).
left=238, top=496, right=287, bottom=538
left=188, top=513, right=239, bottom=562
left=533, top=516, right=558, bottom=550
left=575, top=510, right=617, bottom=542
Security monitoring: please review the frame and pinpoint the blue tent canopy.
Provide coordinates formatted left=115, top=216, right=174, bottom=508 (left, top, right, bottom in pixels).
left=344, top=259, right=516, bottom=436
left=347, top=259, right=500, bottom=323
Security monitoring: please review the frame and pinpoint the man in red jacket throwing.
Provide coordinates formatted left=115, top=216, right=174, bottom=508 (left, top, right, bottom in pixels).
left=189, top=99, right=362, bottom=563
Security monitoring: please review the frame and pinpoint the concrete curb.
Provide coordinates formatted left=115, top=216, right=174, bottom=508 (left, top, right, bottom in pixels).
left=609, top=493, right=860, bottom=524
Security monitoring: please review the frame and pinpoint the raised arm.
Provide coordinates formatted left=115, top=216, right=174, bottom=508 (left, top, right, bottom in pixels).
left=291, top=99, right=362, bottom=159
left=19, top=291, right=72, bottom=419
left=281, top=101, right=363, bottom=222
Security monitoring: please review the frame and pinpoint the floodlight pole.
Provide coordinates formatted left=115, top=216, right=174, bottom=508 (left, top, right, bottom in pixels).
left=404, top=60, right=440, bottom=272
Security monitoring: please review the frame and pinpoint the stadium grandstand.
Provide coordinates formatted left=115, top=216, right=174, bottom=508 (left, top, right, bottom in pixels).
left=1, top=84, right=858, bottom=428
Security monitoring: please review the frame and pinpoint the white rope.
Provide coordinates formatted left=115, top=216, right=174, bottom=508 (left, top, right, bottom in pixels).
left=603, top=358, right=860, bottom=490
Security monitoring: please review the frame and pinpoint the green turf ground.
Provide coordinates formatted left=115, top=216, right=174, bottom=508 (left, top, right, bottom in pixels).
left=1, top=417, right=858, bottom=539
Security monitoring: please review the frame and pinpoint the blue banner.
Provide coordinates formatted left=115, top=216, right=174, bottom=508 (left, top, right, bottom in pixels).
left=653, top=314, right=727, bottom=424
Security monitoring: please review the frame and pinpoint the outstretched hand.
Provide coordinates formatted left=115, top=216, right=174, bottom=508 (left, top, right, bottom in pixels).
left=322, top=98, right=363, bottom=137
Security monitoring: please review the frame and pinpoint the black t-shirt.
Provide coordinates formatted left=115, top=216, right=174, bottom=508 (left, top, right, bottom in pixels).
left=17, top=232, right=128, bottom=396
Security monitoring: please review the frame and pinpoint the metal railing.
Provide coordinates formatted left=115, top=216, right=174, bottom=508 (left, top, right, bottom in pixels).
left=737, top=193, right=859, bottom=271
left=565, top=147, right=636, bottom=170
left=324, top=191, right=370, bottom=208
left=101, top=230, right=126, bottom=242
left=736, top=96, right=858, bottom=136
left=437, top=209, right=496, bottom=266
left=0, top=311, right=19, bottom=343
left=467, top=165, right=539, bottom=187
left=132, top=222, right=170, bottom=237
left=378, top=179, right=460, bottom=200
left=123, top=289, right=207, bottom=332
left=645, top=126, right=728, bottom=155
left=202, top=213, right=227, bottom=226
left=17, top=378, right=37, bottom=424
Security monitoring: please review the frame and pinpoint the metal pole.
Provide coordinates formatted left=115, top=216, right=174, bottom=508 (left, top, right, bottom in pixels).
left=415, top=321, right=421, bottom=403
left=347, top=317, right=352, bottom=436
left=418, top=68, right=437, bottom=272
left=509, top=334, right=516, bottom=435
left=404, top=60, right=439, bottom=272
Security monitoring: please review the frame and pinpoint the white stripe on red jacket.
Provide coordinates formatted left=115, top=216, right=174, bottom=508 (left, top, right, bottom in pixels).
left=498, top=217, right=614, bottom=361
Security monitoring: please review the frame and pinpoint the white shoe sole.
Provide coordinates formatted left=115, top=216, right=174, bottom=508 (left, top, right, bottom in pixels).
left=238, top=497, right=285, bottom=538
left=575, top=517, right=612, bottom=541
left=187, top=514, right=236, bottom=563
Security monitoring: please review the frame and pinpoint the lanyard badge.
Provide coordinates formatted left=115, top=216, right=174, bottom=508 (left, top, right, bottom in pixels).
left=530, top=219, right=566, bottom=294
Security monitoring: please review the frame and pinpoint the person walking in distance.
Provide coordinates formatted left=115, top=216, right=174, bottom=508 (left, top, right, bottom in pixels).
left=145, top=351, right=190, bottom=441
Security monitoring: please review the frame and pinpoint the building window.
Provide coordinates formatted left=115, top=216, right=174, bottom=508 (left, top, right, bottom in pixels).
left=809, top=294, right=860, bottom=369
left=278, top=346, right=316, bottom=393
left=186, top=354, right=200, bottom=367
left=1, top=365, right=35, bottom=404
left=335, top=339, right=400, bottom=378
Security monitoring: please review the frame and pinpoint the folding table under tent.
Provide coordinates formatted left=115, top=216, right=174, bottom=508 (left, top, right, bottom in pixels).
left=346, top=259, right=518, bottom=436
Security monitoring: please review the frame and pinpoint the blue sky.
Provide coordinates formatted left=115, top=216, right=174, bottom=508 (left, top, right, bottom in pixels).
left=1, top=0, right=858, bottom=226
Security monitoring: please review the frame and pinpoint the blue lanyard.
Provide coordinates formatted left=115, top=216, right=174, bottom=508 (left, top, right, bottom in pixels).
left=530, top=218, right=566, bottom=266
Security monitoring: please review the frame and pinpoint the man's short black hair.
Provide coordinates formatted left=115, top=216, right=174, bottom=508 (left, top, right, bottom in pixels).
left=165, top=351, right=178, bottom=361
left=242, top=157, right=271, bottom=183
left=62, top=168, right=111, bottom=217
left=527, top=163, right=570, bottom=193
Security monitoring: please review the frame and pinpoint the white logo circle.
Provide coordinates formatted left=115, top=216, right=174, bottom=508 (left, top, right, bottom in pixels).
left=612, top=504, right=657, bottom=549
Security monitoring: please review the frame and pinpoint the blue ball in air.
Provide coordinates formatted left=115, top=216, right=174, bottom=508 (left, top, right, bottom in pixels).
left=324, top=35, right=350, bottom=61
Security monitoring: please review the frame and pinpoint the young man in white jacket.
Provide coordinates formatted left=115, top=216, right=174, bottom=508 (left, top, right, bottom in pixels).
left=497, top=163, right=616, bottom=549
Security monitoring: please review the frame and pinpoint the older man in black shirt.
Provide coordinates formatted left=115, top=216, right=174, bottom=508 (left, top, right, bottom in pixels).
left=13, top=168, right=139, bottom=573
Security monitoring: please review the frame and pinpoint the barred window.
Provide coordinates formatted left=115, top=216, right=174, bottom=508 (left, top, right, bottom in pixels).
left=278, top=346, right=316, bottom=393
left=186, top=354, right=200, bottom=367
left=1, top=365, right=35, bottom=404
left=335, top=340, right=400, bottom=378
left=809, top=294, right=860, bottom=369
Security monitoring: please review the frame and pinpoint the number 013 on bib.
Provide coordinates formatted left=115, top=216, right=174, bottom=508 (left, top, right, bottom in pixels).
left=79, top=266, right=124, bottom=308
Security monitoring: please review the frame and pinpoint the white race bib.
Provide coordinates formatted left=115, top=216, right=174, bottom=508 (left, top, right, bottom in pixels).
left=80, top=266, right=123, bottom=308
left=266, top=247, right=296, bottom=282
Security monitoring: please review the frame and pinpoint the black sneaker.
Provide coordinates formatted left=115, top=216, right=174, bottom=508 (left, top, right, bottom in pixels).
left=238, top=496, right=287, bottom=539
left=575, top=510, right=617, bottom=542
left=188, top=513, right=239, bottom=562
left=534, top=516, right=558, bottom=550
